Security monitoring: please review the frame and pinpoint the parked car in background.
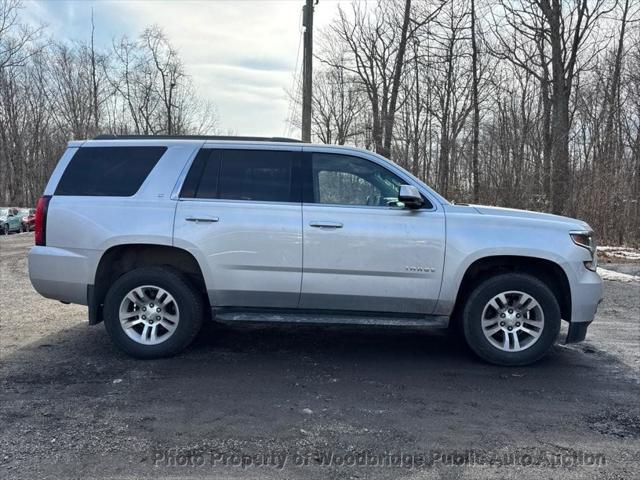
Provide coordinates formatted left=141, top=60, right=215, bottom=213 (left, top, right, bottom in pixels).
left=20, top=208, right=36, bottom=231
left=28, top=136, right=602, bottom=365
left=0, top=208, right=23, bottom=235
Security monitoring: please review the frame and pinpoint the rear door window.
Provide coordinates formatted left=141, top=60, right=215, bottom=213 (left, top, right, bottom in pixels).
left=180, top=149, right=221, bottom=198
left=55, top=146, right=167, bottom=196
left=181, top=149, right=297, bottom=202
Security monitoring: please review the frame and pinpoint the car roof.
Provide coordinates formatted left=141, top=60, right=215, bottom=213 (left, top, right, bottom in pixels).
left=68, top=136, right=373, bottom=156
left=93, top=134, right=303, bottom=142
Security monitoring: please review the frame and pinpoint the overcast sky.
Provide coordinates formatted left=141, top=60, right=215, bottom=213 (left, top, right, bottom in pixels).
left=24, top=0, right=348, bottom=137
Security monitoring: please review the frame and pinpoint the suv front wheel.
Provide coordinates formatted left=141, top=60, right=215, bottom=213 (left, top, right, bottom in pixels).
left=462, top=273, right=561, bottom=366
left=103, top=266, right=205, bottom=358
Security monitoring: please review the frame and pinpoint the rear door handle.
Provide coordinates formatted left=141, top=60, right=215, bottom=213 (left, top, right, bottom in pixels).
left=309, top=221, right=343, bottom=229
left=185, top=217, right=219, bottom=223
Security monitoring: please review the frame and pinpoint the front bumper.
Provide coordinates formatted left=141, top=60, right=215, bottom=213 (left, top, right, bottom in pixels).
left=565, top=268, right=603, bottom=344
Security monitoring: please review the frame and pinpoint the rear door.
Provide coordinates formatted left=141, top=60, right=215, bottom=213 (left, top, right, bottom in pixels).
left=299, top=151, right=446, bottom=314
left=174, top=146, right=303, bottom=308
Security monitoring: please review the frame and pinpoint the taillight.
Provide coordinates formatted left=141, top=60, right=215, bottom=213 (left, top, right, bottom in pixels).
left=35, top=195, right=51, bottom=246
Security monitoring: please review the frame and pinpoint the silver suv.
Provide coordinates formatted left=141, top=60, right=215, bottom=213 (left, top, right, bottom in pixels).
left=28, top=136, right=602, bottom=365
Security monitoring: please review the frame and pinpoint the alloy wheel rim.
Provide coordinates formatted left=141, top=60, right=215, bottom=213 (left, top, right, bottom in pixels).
left=119, top=285, right=180, bottom=345
left=481, top=290, right=545, bottom=352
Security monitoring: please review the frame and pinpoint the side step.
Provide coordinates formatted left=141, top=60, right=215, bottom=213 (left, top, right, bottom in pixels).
left=213, top=310, right=449, bottom=329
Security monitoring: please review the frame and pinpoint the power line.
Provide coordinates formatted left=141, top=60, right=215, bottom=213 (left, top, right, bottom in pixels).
left=284, top=6, right=304, bottom=137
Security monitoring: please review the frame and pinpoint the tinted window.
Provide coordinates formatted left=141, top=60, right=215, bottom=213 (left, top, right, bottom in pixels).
left=182, top=149, right=295, bottom=202
left=180, top=149, right=220, bottom=198
left=55, top=147, right=166, bottom=196
left=219, top=150, right=293, bottom=202
left=311, top=153, right=407, bottom=207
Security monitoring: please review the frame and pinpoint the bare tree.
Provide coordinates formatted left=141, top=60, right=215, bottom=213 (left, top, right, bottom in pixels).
left=0, top=0, right=40, bottom=70
left=323, top=0, right=442, bottom=158
left=489, top=0, right=617, bottom=214
left=0, top=5, right=219, bottom=206
left=142, top=26, right=183, bottom=135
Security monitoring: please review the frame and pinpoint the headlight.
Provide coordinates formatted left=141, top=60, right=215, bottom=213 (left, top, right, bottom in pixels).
left=570, top=231, right=597, bottom=271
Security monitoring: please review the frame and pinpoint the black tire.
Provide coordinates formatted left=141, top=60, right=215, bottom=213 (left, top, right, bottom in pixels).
left=103, top=266, right=205, bottom=359
left=462, top=273, right=561, bottom=366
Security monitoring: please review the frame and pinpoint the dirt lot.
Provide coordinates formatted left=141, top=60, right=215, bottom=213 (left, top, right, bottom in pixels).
left=1, top=232, right=639, bottom=479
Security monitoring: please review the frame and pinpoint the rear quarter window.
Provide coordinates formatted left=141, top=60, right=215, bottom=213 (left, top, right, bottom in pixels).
left=54, top=146, right=167, bottom=196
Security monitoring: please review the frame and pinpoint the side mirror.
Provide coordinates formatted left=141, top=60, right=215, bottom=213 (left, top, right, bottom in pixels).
left=398, top=185, right=424, bottom=209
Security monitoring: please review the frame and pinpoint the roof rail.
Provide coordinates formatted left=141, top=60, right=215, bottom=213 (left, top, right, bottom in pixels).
left=93, top=134, right=302, bottom=143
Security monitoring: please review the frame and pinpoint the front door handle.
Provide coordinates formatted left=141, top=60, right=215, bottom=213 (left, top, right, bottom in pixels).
left=185, top=217, right=219, bottom=223
left=309, top=221, right=343, bottom=229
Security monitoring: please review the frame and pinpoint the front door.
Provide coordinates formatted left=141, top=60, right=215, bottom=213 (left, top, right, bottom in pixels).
left=299, top=152, right=446, bottom=314
left=174, top=146, right=303, bottom=308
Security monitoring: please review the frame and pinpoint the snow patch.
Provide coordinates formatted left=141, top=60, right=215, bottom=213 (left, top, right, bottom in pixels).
left=597, top=267, right=640, bottom=283
left=597, top=246, right=640, bottom=261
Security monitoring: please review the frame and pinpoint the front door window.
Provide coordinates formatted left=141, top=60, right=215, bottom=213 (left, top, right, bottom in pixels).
left=311, top=153, right=409, bottom=208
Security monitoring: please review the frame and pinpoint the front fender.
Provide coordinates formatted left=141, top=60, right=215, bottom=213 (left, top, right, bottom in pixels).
left=434, top=209, right=588, bottom=315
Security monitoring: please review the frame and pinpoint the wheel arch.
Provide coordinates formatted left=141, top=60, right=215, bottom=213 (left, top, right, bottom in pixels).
left=89, top=243, right=209, bottom=325
left=450, top=255, right=571, bottom=328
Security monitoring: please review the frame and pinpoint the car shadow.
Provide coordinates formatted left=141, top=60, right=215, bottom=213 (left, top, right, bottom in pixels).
left=2, top=318, right=631, bottom=395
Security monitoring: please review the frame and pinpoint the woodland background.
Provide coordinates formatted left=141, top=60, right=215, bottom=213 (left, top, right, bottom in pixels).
left=1, top=0, right=638, bottom=245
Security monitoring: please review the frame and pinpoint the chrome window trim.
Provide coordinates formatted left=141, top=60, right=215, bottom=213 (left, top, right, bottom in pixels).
left=302, top=202, right=436, bottom=212
left=176, top=197, right=301, bottom=207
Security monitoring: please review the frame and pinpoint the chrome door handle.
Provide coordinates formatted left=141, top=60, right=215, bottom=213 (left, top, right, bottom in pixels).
left=309, top=221, right=343, bottom=229
left=185, top=217, right=219, bottom=223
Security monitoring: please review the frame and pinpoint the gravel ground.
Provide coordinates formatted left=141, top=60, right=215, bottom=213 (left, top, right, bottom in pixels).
left=1, top=232, right=639, bottom=479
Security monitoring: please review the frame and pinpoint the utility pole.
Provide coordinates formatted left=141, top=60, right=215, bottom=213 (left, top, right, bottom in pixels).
left=301, top=0, right=316, bottom=142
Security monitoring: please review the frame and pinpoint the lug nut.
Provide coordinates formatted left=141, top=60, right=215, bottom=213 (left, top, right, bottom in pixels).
left=508, top=309, right=513, bottom=314
left=500, top=313, right=506, bottom=318
left=141, top=315, right=146, bottom=320
left=142, top=307, right=146, bottom=312
left=156, top=316, right=161, bottom=320
left=516, top=313, right=521, bottom=318
left=156, top=308, right=161, bottom=312
left=150, top=303, right=154, bottom=308
left=508, top=326, right=513, bottom=331
left=500, top=322, right=505, bottom=326
left=516, top=322, right=521, bottom=327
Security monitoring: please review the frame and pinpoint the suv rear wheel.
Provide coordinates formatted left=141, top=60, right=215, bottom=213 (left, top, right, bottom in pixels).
left=103, top=266, right=204, bottom=358
left=462, top=273, right=561, bottom=366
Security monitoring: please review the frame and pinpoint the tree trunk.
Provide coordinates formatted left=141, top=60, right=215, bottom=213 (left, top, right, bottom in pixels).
left=547, top=0, right=570, bottom=214
left=381, top=0, right=412, bottom=159
left=470, top=0, right=480, bottom=203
